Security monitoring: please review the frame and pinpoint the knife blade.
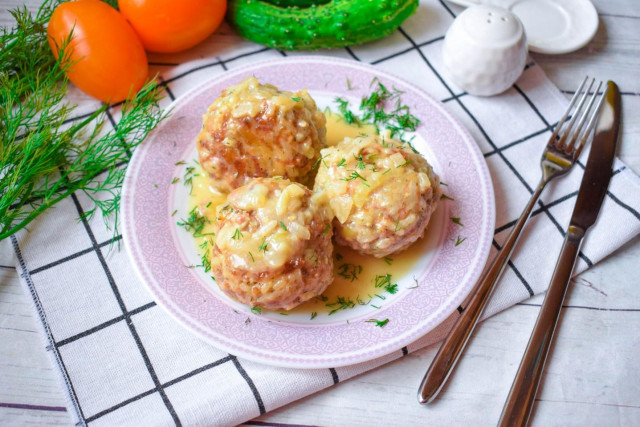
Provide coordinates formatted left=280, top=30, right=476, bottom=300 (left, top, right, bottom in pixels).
left=498, top=80, right=621, bottom=427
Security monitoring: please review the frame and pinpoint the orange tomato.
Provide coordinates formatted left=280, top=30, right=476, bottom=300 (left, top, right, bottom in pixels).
left=47, top=0, right=148, bottom=103
left=118, top=0, right=227, bottom=53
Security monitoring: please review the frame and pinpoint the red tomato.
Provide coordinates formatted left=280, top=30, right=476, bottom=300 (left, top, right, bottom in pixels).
left=47, top=0, right=148, bottom=103
left=118, top=0, right=226, bottom=53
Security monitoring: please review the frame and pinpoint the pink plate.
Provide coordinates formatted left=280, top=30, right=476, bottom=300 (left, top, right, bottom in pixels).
left=122, top=57, right=495, bottom=369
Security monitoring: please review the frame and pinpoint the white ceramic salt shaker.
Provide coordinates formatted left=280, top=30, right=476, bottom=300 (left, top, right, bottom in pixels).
left=442, top=5, right=527, bottom=96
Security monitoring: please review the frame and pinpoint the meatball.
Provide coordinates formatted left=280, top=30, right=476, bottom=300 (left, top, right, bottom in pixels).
left=210, top=178, right=333, bottom=311
left=197, top=77, right=326, bottom=193
left=314, top=134, right=441, bottom=257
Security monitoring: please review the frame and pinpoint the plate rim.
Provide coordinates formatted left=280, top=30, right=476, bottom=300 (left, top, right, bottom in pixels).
left=122, top=56, right=495, bottom=368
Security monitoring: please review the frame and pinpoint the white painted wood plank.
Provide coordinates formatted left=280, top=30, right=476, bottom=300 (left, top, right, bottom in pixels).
left=1, top=0, right=639, bottom=425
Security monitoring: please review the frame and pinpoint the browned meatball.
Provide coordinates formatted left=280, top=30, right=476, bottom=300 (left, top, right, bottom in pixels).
left=314, top=134, right=441, bottom=257
left=210, top=178, right=333, bottom=311
left=197, top=77, right=326, bottom=193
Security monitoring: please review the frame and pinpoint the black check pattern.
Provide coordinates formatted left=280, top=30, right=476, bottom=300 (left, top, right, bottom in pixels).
left=10, top=1, right=640, bottom=425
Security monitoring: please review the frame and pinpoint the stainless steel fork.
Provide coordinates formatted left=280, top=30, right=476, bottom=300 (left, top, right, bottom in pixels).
left=418, top=77, right=607, bottom=404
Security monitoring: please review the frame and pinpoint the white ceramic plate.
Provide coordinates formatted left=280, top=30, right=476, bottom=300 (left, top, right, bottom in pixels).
left=122, top=57, right=495, bottom=369
left=446, top=0, right=599, bottom=54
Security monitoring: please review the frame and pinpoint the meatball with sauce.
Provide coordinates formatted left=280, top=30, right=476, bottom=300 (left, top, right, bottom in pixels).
left=314, top=134, right=441, bottom=258
left=210, top=178, right=333, bottom=311
left=197, top=77, right=326, bottom=193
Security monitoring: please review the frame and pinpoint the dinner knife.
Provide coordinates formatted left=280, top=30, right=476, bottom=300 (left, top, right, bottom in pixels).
left=498, top=80, right=621, bottom=427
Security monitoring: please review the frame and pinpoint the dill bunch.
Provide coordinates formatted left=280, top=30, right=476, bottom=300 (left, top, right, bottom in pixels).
left=0, top=0, right=167, bottom=241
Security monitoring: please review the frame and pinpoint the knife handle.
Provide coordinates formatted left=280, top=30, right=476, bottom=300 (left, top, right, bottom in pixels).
left=498, top=225, right=585, bottom=427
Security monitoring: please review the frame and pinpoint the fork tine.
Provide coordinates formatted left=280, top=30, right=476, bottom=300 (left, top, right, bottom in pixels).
left=549, top=76, right=589, bottom=145
left=571, top=83, right=610, bottom=159
left=565, top=82, right=602, bottom=154
left=556, top=78, right=596, bottom=150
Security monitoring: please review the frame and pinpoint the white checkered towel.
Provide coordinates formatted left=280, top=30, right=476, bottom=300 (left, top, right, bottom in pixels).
left=9, top=1, right=640, bottom=425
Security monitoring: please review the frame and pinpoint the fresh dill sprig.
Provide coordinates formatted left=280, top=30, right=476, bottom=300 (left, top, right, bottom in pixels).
left=0, top=1, right=167, bottom=242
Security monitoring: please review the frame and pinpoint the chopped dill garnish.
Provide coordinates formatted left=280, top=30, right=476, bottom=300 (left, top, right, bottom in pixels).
left=200, top=239, right=212, bottom=273
left=384, top=283, right=399, bottom=294
left=171, top=209, right=178, bottom=217
left=175, top=160, right=186, bottom=166
left=258, top=238, right=268, bottom=253
left=248, top=251, right=255, bottom=262
left=316, top=294, right=329, bottom=302
left=310, top=312, right=318, bottom=320
left=326, top=296, right=356, bottom=315
left=334, top=97, right=360, bottom=125
left=366, top=318, right=389, bottom=327
left=279, top=312, right=289, bottom=315
left=177, top=207, right=214, bottom=238
left=346, top=77, right=353, bottom=90
left=441, top=193, right=454, bottom=201
left=383, top=257, right=393, bottom=265
left=356, top=295, right=372, bottom=306
left=337, top=263, right=362, bottom=281
left=329, top=78, right=422, bottom=156
left=375, top=293, right=387, bottom=300
left=396, top=159, right=411, bottom=168
left=394, top=218, right=400, bottom=232
left=341, top=170, right=368, bottom=183
left=183, top=165, right=198, bottom=194
left=323, top=223, right=331, bottom=235
left=371, top=304, right=380, bottom=309
left=336, top=158, right=347, bottom=167
left=455, top=236, right=467, bottom=246
left=408, top=276, right=420, bottom=289
left=312, top=155, right=328, bottom=170
left=451, top=217, right=463, bottom=226
left=308, top=250, right=318, bottom=267
left=171, top=177, right=180, bottom=184
left=291, top=96, right=301, bottom=102
left=250, top=306, right=262, bottom=315
left=279, top=221, right=287, bottom=231
left=354, top=154, right=366, bottom=170
left=232, top=228, right=244, bottom=240
left=440, top=181, right=448, bottom=186
left=206, top=201, right=212, bottom=208
left=374, top=274, right=392, bottom=289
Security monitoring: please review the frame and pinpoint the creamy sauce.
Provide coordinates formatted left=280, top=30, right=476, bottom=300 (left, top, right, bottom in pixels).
left=184, top=115, right=439, bottom=317
left=324, top=111, right=378, bottom=146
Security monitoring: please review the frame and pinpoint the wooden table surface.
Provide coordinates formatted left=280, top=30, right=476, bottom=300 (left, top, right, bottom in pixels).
left=1, top=0, right=639, bottom=425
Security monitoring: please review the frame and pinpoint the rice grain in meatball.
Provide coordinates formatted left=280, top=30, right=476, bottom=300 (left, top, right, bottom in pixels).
left=314, top=134, right=441, bottom=257
left=197, top=77, right=326, bottom=193
left=210, top=178, right=333, bottom=311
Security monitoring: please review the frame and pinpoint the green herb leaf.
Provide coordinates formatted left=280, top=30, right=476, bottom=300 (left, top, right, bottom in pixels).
left=455, top=236, right=467, bottom=246
left=232, top=228, right=244, bottom=240
left=366, top=318, right=389, bottom=327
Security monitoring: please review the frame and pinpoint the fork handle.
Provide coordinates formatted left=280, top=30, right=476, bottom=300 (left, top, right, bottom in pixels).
left=418, top=181, right=546, bottom=404
left=498, top=226, right=584, bottom=427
